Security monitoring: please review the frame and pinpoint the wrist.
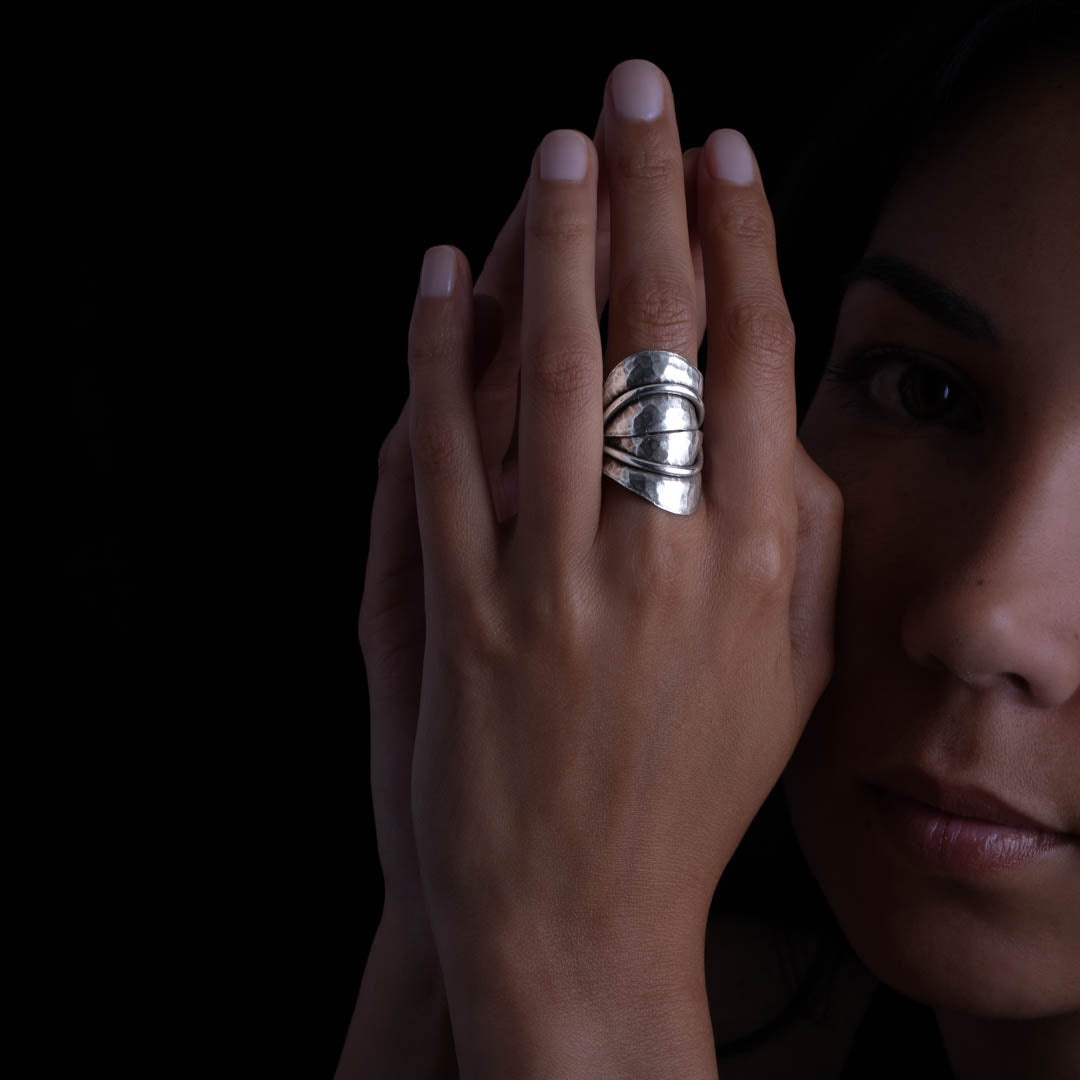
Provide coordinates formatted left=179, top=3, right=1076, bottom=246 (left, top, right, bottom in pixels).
left=439, top=927, right=718, bottom=1079
left=377, top=895, right=444, bottom=975
left=335, top=912, right=456, bottom=1080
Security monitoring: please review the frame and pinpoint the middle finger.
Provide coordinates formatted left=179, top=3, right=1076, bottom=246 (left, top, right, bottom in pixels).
left=603, top=59, right=698, bottom=378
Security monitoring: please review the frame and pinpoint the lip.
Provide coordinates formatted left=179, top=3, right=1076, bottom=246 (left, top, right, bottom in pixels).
left=866, top=768, right=1076, bottom=878
left=871, top=765, right=1073, bottom=835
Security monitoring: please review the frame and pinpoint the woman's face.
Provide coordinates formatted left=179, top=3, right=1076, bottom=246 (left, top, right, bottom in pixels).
left=786, top=56, right=1079, bottom=1019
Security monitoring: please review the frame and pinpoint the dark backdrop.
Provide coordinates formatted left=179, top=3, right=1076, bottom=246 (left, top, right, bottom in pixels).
left=63, top=8, right=960, bottom=1075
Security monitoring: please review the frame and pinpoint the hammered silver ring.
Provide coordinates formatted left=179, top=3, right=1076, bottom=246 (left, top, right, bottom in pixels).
left=601, top=350, right=704, bottom=515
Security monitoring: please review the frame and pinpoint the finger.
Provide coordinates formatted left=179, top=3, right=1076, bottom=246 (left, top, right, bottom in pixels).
left=473, top=177, right=527, bottom=394
left=408, top=245, right=497, bottom=593
left=518, top=128, right=603, bottom=551
left=473, top=179, right=527, bottom=514
left=474, top=109, right=612, bottom=476
left=472, top=109, right=614, bottom=525
left=594, top=106, right=611, bottom=315
left=603, top=60, right=698, bottom=377
left=589, top=132, right=703, bottom=347
left=361, top=399, right=423, bottom=656
left=788, top=439, right=844, bottom=729
left=697, top=128, right=798, bottom=520
left=474, top=103, right=611, bottom=361
left=358, top=398, right=425, bottom=866
left=682, top=147, right=707, bottom=355
left=595, top=134, right=702, bottom=340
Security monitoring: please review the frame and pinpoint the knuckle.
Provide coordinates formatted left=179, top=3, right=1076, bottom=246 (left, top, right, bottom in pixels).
left=724, top=299, right=796, bottom=361
left=410, top=413, right=470, bottom=477
left=408, top=327, right=454, bottom=374
left=617, top=274, right=696, bottom=344
left=733, top=514, right=796, bottom=597
left=796, top=455, right=845, bottom=529
left=376, top=423, right=409, bottom=479
left=449, top=581, right=504, bottom=653
left=814, top=474, right=845, bottom=527
left=613, top=131, right=682, bottom=188
left=627, top=533, right=695, bottom=600
left=521, top=576, right=587, bottom=638
left=527, top=205, right=594, bottom=253
left=516, top=574, right=595, bottom=660
left=709, top=194, right=777, bottom=248
left=525, top=329, right=599, bottom=401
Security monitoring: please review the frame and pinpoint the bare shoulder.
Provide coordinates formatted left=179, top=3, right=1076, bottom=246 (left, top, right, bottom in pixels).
left=704, top=914, right=878, bottom=1079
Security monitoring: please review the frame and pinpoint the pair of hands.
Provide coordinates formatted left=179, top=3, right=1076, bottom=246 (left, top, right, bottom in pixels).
left=361, top=58, right=843, bottom=1071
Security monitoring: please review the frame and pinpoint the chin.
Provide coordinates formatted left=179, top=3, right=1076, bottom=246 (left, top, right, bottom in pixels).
left=782, top=762, right=1080, bottom=1022
left=822, top=881, right=1080, bottom=1020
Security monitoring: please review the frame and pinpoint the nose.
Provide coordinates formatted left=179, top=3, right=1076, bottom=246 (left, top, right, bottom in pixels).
left=899, top=441, right=1080, bottom=709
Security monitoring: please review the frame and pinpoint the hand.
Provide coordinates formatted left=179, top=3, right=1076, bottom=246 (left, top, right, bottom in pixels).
left=360, top=118, right=707, bottom=933
left=355, top=94, right=712, bottom=1077
left=404, top=58, right=843, bottom=1075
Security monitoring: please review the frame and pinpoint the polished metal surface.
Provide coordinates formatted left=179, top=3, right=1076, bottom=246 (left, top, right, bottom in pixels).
left=604, top=431, right=703, bottom=467
left=603, top=444, right=702, bottom=478
left=600, top=351, right=705, bottom=515
left=602, top=349, right=703, bottom=407
left=603, top=392, right=703, bottom=436
left=602, top=383, right=704, bottom=428
left=602, top=458, right=702, bottom=515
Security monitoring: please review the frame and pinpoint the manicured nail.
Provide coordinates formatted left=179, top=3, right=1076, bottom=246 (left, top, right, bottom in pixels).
left=540, top=130, right=588, bottom=182
left=610, top=59, right=664, bottom=122
left=420, top=246, right=455, bottom=298
left=705, top=128, right=755, bottom=185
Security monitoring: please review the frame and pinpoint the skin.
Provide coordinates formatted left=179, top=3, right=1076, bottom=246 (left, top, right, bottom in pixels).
left=345, top=52, right=1077, bottom=1080
left=401, top=55, right=848, bottom=1076
left=352, top=57, right=844, bottom=1080
left=786, top=54, right=1080, bottom=1077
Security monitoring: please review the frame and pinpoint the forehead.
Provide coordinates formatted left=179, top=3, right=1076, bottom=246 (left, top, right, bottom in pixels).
left=865, top=56, right=1080, bottom=357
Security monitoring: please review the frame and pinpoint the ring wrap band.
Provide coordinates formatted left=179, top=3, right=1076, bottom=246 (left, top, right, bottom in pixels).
left=602, top=350, right=704, bottom=515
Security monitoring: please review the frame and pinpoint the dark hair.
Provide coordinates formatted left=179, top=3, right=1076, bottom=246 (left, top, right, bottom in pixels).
left=709, top=0, right=1079, bottom=1062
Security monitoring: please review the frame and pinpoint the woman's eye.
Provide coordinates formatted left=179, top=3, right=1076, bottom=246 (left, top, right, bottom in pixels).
left=821, top=348, right=981, bottom=432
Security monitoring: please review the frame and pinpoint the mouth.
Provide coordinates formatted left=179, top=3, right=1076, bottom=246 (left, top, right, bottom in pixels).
left=866, top=768, right=1076, bottom=877
left=870, top=765, right=1074, bottom=836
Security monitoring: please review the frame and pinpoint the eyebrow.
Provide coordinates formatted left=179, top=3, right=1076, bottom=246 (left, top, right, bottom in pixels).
left=844, top=253, right=1001, bottom=346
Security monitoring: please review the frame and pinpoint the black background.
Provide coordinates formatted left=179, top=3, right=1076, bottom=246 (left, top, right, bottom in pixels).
left=62, top=7, right=966, bottom=1075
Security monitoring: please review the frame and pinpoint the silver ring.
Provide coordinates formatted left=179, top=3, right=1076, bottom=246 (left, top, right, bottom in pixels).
left=602, top=445, right=702, bottom=478
left=603, top=391, right=703, bottom=437
left=603, top=431, right=703, bottom=467
left=602, top=349, right=703, bottom=407
left=602, top=350, right=704, bottom=516
left=602, top=383, right=705, bottom=428
left=602, top=458, right=702, bottom=516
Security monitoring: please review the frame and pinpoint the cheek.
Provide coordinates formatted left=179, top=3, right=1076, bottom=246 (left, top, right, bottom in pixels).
left=783, top=428, right=1080, bottom=1018
left=783, top=657, right=1080, bottom=1020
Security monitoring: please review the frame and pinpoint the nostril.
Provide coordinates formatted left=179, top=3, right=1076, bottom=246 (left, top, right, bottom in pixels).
left=1007, top=672, right=1031, bottom=695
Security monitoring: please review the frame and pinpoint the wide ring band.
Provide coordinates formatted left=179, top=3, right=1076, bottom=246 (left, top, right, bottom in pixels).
left=604, top=431, right=703, bottom=467
left=601, top=459, right=702, bottom=516
left=602, top=351, right=704, bottom=516
left=602, top=349, right=704, bottom=406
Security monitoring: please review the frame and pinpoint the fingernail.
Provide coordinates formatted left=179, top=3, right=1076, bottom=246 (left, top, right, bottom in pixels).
left=420, top=246, right=455, bottom=298
left=610, top=59, right=664, bottom=122
left=705, top=129, right=755, bottom=185
left=540, top=130, right=588, bottom=182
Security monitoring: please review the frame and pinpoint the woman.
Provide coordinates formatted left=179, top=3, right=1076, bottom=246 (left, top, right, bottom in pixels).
left=343, top=3, right=1078, bottom=1075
